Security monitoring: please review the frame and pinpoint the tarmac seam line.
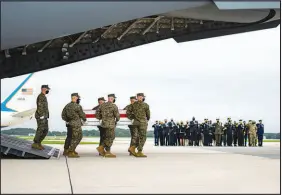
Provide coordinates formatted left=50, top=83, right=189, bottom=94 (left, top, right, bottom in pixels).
left=65, top=156, right=74, bottom=194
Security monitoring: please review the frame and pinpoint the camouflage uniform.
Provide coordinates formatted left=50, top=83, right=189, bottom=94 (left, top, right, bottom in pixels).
left=95, top=94, right=120, bottom=157
left=214, top=121, right=222, bottom=146
left=61, top=93, right=86, bottom=157
left=93, top=101, right=105, bottom=147
left=33, top=85, right=50, bottom=149
left=124, top=102, right=138, bottom=148
left=248, top=122, right=257, bottom=146
left=126, top=93, right=150, bottom=157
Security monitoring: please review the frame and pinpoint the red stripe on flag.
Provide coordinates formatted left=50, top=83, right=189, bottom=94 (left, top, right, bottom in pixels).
left=86, top=114, right=127, bottom=118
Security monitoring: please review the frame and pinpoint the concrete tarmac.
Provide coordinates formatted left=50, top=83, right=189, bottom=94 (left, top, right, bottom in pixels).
left=1, top=139, right=280, bottom=194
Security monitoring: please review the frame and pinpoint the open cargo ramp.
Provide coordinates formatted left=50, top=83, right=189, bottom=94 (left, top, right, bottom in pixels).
left=1, top=134, right=61, bottom=159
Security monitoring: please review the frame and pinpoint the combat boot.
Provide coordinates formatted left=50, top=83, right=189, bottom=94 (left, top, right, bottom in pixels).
left=128, top=147, right=132, bottom=156
left=96, top=146, right=105, bottom=156
left=136, top=151, right=147, bottom=158
left=68, top=151, right=80, bottom=158
left=63, top=149, right=69, bottom=156
left=104, top=151, right=116, bottom=158
left=128, top=146, right=137, bottom=156
left=74, top=151, right=78, bottom=155
left=39, top=143, right=45, bottom=150
left=31, top=143, right=42, bottom=150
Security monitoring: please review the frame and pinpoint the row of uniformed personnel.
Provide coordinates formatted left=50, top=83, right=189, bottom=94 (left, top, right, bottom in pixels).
left=30, top=85, right=150, bottom=158
left=152, top=117, right=264, bottom=147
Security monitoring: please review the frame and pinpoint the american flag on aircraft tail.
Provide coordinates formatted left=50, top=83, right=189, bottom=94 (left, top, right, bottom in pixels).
left=21, top=88, right=33, bottom=95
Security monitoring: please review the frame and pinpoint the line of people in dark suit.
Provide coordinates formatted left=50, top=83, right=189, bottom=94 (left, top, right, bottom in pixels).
left=152, top=117, right=265, bottom=147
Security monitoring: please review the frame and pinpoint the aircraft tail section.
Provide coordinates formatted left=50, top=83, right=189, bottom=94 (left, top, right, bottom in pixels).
left=1, top=73, right=37, bottom=112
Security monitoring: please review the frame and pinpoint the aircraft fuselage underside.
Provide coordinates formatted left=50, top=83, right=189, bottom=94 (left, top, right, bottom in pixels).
left=0, top=7, right=280, bottom=79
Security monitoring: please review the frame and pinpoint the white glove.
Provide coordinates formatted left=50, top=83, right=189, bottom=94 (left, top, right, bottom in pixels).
left=131, top=119, right=134, bottom=123
left=40, top=116, right=44, bottom=119
left=99, top=120, right=102, bottom=125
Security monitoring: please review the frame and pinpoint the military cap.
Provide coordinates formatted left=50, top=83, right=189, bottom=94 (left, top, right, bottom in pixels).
left=239, top=119, right=242, bottom=121
left=248, top=120, right=252, bottom=122
left=216, top=118, right=219, bottom=120
left=98, top=97, right=106, bottom=101
left=259, top=119, right=262, bottom=122
left=71, top=93, right=80, bottom=98
left=130, top=96, right=137, bottom=100
left=108, top=94, right=116, bottom=98
left=41, top=85, right=50, bottom=89
left=137, top=93, right=145, bottom=97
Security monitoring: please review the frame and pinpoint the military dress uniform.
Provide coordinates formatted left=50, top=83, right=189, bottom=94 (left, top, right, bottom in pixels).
left=61, top=93, right=86, bottom=157
left=127, top=93, right=150, bottom=157
left=96, top=94, right=120, bottom=157
left=202, top=120, right=210, bottom=146
left=224, top=119, right=233, bottom=146
left=189, top=119, right=197, bottom=146
left=237, top=120, right=245, bottom=146
left=232, top=122, right=238, bottom=146
left=208, top=121, right=214, bottom=146
left=256, top=120, right=264, bottom=147
left=32, top=85, right=50, bottom=150
left=243, top=121, right=248, bottom=146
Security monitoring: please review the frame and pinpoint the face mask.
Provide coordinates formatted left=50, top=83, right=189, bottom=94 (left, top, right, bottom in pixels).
left=113, top=99, right=116, bottom=103
left=76, top=98, right=81, bottom=104
left=143, top=97, right=145, bottom=102
left=46, top=90, right=49, bottom=94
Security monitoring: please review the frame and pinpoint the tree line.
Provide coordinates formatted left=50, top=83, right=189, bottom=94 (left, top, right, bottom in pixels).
left=1, top=128, right=154, bottom=137
left=1, top=128, right=280, bottom=139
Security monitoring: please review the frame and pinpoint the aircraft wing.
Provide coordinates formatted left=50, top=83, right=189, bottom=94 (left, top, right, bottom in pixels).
left=12, top=108, right=36, bottom=118
left=84, top=109, right=132, bottom=126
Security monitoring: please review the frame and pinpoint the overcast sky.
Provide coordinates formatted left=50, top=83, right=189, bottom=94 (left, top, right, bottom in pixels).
left=1, top=26, right=280, bottom=132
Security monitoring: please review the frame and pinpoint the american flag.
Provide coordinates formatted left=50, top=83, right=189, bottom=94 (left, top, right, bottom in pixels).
left=21, top=88, right=33, bottom=95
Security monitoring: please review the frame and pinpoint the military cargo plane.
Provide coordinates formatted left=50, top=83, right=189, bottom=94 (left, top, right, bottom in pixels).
left=0, top=1, right=280, bottom=79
